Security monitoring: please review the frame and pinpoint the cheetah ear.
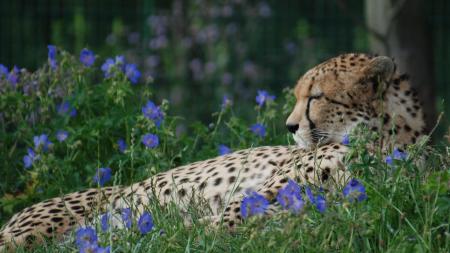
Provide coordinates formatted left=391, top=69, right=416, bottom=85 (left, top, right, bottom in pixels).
left=361, top=56, right=396, bottom=94
left=362, top=56, right=396, bottom=81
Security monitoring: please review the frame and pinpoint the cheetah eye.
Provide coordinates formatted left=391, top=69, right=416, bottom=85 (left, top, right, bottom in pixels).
left=309, top=93, right=324, bottom=99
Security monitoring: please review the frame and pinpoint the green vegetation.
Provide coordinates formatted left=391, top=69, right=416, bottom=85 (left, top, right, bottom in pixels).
left=0, top=48, right=448, bottom=252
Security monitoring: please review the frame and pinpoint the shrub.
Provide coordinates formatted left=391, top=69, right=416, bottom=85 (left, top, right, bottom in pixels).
left=0, top=46, right=287, bottom=222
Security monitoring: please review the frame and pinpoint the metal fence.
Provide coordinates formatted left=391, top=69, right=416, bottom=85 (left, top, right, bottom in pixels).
left=0, top=0, right=448, bottom=133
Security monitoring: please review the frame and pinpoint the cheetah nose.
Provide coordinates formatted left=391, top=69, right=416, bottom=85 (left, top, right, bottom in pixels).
left=286, top=123, right=299, bottom=133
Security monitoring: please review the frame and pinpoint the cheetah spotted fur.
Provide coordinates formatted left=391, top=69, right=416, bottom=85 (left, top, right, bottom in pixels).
left=0, top=53, right=426, bottom=251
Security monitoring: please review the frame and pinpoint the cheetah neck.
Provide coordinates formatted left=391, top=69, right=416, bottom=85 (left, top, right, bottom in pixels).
left=374, top=74, right=426, bottom=149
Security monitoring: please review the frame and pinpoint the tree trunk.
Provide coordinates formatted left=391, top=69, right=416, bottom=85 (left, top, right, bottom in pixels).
left=365, top=0, right=436, bottom=132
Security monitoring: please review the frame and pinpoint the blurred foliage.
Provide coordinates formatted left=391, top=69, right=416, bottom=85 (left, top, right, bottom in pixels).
left=0, top=0, right=366, bottom=121
left=1, top=0, right=448, bottom=135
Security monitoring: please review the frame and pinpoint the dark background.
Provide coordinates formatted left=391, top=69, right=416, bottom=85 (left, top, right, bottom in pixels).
left=1, top=0, right=448, bottom=138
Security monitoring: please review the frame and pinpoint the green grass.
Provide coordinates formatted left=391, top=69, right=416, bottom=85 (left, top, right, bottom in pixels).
left=1, top=49, right=449, bottom=252
left=15, top=145, right=450, bottom=252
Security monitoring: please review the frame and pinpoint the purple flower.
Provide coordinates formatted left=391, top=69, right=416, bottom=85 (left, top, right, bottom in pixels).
left=205, top=61, right=216, bottom=74
left=121, top=208, right=132, bottom=229
left=23, top=155, right=32, bottom=169
left=79, top=244, right=98, bottom=253
left=149, top=35, right=168, bottom=49
left=96, top=246, right=111, bottom=253
left=115, top=55, right=125, bottom=65
left=93, top=167, right=112, bottom=186
left=255, top=90, right=275, bottom=107
left=75, top=227, right=98, bottom=249
left=250, top=123, right=266, bottom=138
left=145, top=55, right=160, bottom=68
left=393, top=148, right=407, bottom=160
left=33, top=134, right=52, bottom=151
left=221, top=95, right=233, bottom=109
left=218, top=144, right=231, bottom=156
left=125, top=63, right=141, bottom=84
left=305, top=186, right=326, bottom=213
left=142, top=100, right=164, bottom=126
left=258, top=2, right=272, bottom=17
left=48, top=45, right=57, bottom=70
left=101, top=58, right=115, bottom=77
left=57, top=101, right=77, bottom=117
left=56, top=130, right=69, bottom=142
left=385, top=155, right=393, bottom=166
left=342, top=134, right=350, bottom=145
left=241, top=192, right=269, bottom=218
left=117, top=138, right=127, bottom=153
left=221, top=72, right=233, bottom=85
left=305, top=187, right=315, bottom=203
left=138, top=211, right=154, bottom=235
left=0, top=64, right=8, bottom=78
left=315, top=194, right=326, bottom=213
left=80, top=49, right=96, bottom=67
left=7, top=66, right=20, bottom=86
left=385, top=148, right=408, bottom=166
left=343, top=179, right=367, bottom=202
left=23, top=148, right=39, bottom=169
left=284, top=42, right=297, bottom=55
left=142, top=134, right=159, bottom=148
left=276, top=179, right=304, bottom=213
left=101, top=56, right=125, bottom=78
left=189, top=58, right=203, bottom=80
left=100, top=213, right=110, bottom=232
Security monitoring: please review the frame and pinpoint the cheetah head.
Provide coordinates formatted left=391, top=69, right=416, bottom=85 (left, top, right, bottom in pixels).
left=286, top=54, right=396, bottom=149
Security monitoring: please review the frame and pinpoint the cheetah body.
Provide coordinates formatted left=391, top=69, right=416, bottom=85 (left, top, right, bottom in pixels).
left=0, top=53, right=426, bottom=251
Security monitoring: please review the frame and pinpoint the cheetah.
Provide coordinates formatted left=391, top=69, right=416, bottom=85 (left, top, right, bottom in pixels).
left=0, top=53, right=426, bottom=251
